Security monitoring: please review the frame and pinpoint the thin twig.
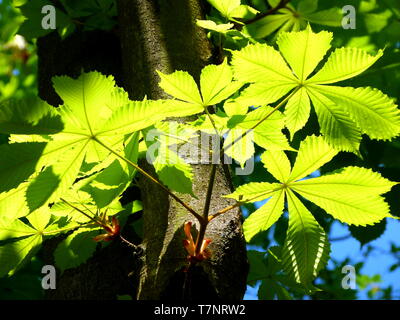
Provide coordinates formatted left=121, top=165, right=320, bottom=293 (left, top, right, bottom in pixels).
left=194, top=164, right=218, bottom=255
left=120, top=234, right=137, bottom=248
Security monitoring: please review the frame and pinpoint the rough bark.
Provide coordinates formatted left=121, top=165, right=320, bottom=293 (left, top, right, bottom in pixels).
left=38, top=0, right=248, bottom=300
left=118, top=0, right=247, bottom=300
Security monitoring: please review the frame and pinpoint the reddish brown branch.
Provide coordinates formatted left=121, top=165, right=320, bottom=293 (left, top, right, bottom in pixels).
left=245, top=0, right=291, bottom=25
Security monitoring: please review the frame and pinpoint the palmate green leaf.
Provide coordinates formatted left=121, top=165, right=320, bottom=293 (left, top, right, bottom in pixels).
left=233, top=27, right=400, bottom=151
left=54, top=227, right=100, bottom=273
left=282, top=189, right=330, bottom=291
left=287, top=137, right=397, bottom=226
left=157, top=60, right=242, bottom=111
left=0, top=71, right=171, bottom=216
left=227, top=135, right=397, bottom=289
left=0, top=210, right=52, bottom=277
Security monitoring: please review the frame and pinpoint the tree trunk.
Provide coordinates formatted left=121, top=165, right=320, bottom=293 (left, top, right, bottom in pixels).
left=39, top=0, right=248, bottom=300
